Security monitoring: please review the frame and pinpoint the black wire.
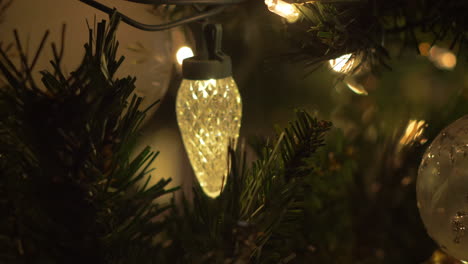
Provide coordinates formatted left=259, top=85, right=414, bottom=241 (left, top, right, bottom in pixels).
left=193, top=4, right=205, bottom=12
left=79, top=0, right=227, bottom=31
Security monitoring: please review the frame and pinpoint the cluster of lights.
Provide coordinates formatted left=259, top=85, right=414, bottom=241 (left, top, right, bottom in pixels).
left=419, top=43, right=457, bottom=70
left=141, top=4, right=456, bottom=200
left=263, top=0, right=370, bottom=96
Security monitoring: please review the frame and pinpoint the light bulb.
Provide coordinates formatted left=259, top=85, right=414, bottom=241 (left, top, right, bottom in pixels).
left=398, top=119, right=427, bottom=148
left=176, top=77, right=242, bottom=198
left=428, top=46, right=457, bottom=70
left=264, top=0, right=300, bottom=23
left=329, top=53, right=355, bottom=74
left=176, top=46, right=194, bottom=65
left=344, top=76, right=368, bottom=95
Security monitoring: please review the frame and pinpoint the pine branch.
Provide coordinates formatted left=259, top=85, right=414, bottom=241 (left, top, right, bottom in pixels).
left=286, top=0, right=468, bottom=73
left=0, top=7, right=367, bottom=263
left=161, top=111, right=343, bottom=263
left=0, top=14, right=175, bottom=263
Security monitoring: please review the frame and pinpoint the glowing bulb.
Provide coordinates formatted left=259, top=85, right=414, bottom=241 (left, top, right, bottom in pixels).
left=438, top=52, right=457, bottom=70
left=176, top=46, right=194, bottom=65
left=264, top=0, right=300, bottom=23
left=398, top=119, right=427, bottom=148
left=428, top=46, right=457, bottom=70
left=176, top=77, right=242, bottom=198
left=329, top=53, right=355, bottom=74
left=418, top=42, right=431, bottom=56
left=345, top=76, right=368, bottom=95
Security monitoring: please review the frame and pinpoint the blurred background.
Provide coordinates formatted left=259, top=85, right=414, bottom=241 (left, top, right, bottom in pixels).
left=2, top=0, right=468, bottom=262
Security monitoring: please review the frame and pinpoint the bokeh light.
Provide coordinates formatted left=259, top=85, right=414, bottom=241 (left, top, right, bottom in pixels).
left=264, top=0, right=300, bottom=23
left=398, top=119, right=427, bottom=148
left=329, top=53, right=355, bottom=74
left=176, top=46, right=194, bottom=66
left=345, top=77, right=368, bottom=95
left=427, top=46, right=457, bottom=70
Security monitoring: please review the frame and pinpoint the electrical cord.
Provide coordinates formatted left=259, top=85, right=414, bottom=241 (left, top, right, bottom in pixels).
left=79, top=0, right=228, bottom=31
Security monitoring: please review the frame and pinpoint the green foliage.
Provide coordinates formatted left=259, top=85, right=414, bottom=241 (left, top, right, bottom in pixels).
left=159, top=111, right=360, bottom=263
left=299, top=129, right=356, bottom=263
left=0, top=12, right=361, bottom=263
left=0, top=15, right=175, bottom=263
left=286, top=0, right=468, bottom=73
left=1, top=9, right=444, bottom=263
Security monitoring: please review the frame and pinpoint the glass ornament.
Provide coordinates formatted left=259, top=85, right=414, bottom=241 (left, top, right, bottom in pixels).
left=417, top=115, right=468, bottom=261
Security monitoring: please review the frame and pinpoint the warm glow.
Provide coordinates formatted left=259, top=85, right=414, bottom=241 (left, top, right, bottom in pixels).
left=345, top=77, right=368, bottom=95
left=176, top=46, right=194, bottom=65
left=176, top=77, right=242, bottom=198
left=418, top=42, right=431, bottom=56
left=428, top=46, right=457, bottom=70
left=398, top=119, right=427, bottom=148
left=329, top=53, right=355, bottom=74
left=439, top=52, right=457, bottom=69
left=264, top=0, right=300, bottom=23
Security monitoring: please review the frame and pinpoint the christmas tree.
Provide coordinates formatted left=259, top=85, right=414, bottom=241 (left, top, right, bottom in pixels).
left=1, top=0, right=468, bottom=263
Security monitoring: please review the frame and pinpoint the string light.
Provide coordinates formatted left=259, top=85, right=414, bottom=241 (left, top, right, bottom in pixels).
left=344, top=76, right=368, bottom=95
left=429, top=46, right=457, bottom=70
left=176, top=24, right=242, bottom=198
left=420, top=44, right=457, bottom=70
left=418, top=42, right=431, bottom=56
left=438, top=52, right=457, bottom=69
left=264, top=0, right=300, bottom=23
left=329, top=53, right=355, bottom=74
left=398, top=119, right=427, bottom=149
left=330, top=54, right=368, bottom=96
left=176, top=46, right=194, bottom=65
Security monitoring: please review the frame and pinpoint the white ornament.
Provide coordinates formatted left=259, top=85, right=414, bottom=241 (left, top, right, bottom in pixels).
left=417, top=115, right=468, bottom=261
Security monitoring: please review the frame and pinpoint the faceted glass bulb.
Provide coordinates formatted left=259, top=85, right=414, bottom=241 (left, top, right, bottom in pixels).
left=176, top=77, right=242, bottom=198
